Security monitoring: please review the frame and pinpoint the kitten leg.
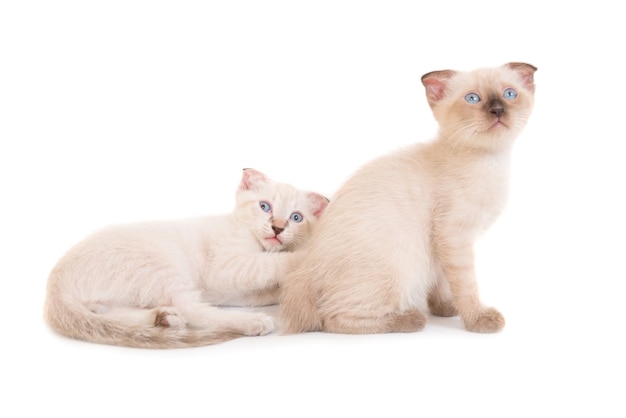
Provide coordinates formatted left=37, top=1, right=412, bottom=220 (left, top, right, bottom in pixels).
left=232, top=287, right=281, bottom=307
left=437, top=240, right=505, bottom=333
left=323, top=309, right=427, bottom=334
left=206, top=253, right=293, bottom=306
left=184, top=306, right=275, bottom=336
left=427, top=274, right=458, bottom=317
left=171, top=293, right=274, bottom=336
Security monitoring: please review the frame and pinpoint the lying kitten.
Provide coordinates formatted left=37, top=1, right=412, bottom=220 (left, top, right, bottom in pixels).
left=280, top=62, right=536, bottom=334
left=44, top=168, right=328, bottom=348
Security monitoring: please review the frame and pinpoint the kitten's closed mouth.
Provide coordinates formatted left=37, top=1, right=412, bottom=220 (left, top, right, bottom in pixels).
left=490, top=119, right=508, bottom=129
left=265, top=236, right=283, bottom=245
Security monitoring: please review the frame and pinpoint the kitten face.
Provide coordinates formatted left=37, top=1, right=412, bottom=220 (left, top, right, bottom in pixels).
left=235, top=169, right=328, bottom=252
left=422, top=62, right=536, bottom=151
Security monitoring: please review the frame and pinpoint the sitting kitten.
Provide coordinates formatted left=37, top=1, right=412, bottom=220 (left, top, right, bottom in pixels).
left=44, top=168, right=328, bottom=348
left=280, top=62, right=537, bottom=334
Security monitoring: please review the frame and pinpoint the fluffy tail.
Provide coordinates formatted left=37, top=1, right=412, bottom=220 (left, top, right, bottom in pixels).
left=44, top=296, right=247, bottom=349
left=279, top=269, right=323, bottom=334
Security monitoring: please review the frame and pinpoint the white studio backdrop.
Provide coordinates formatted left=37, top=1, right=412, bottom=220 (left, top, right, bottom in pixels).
left=1, top=1, right=624, bottom=417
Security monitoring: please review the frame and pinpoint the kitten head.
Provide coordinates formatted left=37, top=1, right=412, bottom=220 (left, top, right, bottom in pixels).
left=235, top=168, right=329, bottom=252
left=421, top=62, right=536, bottom=151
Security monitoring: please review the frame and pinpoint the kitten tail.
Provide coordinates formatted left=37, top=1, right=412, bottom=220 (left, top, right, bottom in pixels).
left=44, top=293, right=245, bottom=349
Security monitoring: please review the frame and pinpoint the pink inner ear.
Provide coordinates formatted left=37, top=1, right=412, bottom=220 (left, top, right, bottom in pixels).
left=421, top=70, right=455, bottom=104
left=424, top=79, right=447, bottom=102
left=308, top=193, right=329, bottom=218
left=240, top=169, right=267, bottom=190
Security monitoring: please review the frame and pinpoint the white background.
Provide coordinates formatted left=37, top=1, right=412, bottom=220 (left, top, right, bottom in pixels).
left=1, top=1, right=625, bottom=417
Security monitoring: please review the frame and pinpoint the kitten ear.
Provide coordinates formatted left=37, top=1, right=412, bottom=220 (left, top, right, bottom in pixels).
left=505, top=62, right=537, bottom=92
left=421, top=70, right=456, bottom=106
left=240, top=168, right=268, bottom=191
left=307, top=192, right=330, bottom=218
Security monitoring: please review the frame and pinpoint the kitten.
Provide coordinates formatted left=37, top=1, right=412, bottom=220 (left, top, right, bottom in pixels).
left=280, top=62, right=536, bottom=334
left=44, top=168, right=328, bottom=348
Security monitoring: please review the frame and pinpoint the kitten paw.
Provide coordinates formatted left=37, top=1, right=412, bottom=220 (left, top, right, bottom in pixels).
left=242, top=314, right=275, bottom=336
left=464, top=308, right=505, bottom=333
left=154, top=309, right=184, bottom=329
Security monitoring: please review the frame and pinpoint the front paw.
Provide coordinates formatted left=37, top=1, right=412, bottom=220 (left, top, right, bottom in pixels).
left=243, top=313, right=275, bottom=336
left=464, top=308, right=505, bottom=333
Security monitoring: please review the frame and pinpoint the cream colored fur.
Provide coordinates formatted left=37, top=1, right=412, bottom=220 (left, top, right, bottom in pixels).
left=280, top=63, right=537, bottom=334
left=44, top=169, right=328, bottom=348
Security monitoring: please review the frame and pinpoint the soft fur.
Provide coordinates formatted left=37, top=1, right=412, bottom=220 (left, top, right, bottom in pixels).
left=44, top=169, right=328, bottom=348
left=280, top=62, right=537, bottom=334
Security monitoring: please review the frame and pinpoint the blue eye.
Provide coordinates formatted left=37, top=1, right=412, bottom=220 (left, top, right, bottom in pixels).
left=464, top=93, right=481, bottom=104
left=290, top=212, right=303, bottom=223
left=259, top=201, right=272, bottom=213
left=503, top=88, right=517, bottom=100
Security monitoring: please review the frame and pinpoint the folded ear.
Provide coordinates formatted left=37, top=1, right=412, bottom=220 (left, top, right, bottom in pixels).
left=239, top=168, right=268, bottom=191
left=307, top=192, right=330, bottom=218
left=421, top=69, right=456, bottom=107
left=505, top=62, right=537, bottom=92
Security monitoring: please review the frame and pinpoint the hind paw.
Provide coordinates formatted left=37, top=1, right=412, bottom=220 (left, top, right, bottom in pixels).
left=428, top=297, right=458, bottom=317
left=154, top=309, right=184, bottom=329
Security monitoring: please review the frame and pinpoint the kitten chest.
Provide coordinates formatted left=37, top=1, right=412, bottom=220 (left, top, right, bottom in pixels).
left=451, top=154, right=511, bottom=233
